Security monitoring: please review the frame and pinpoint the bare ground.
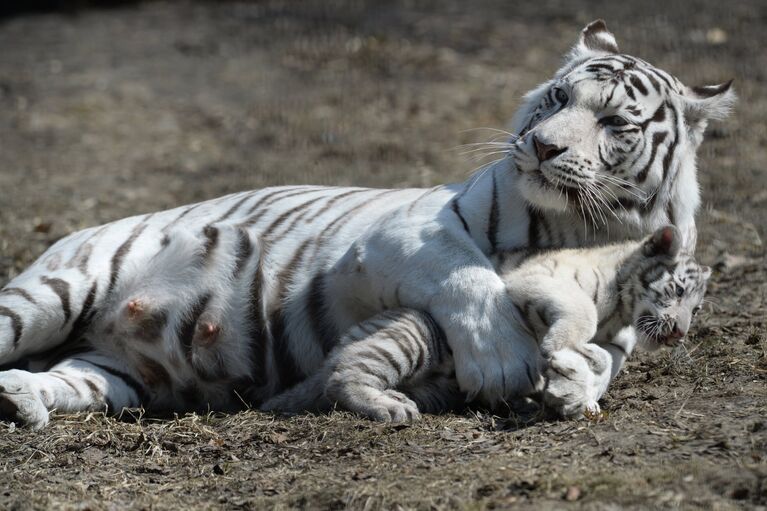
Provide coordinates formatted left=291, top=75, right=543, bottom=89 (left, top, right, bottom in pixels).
left=0, top=1, right=765, bottom=509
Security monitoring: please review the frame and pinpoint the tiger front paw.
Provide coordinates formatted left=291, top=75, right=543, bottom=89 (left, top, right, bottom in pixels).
left=0, top=370, right=49, bottom=429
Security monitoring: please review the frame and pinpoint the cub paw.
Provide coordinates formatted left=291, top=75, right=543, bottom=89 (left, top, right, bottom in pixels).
left=542, top=349, right=594, bottom=419
left=0, top=371, right=49, bottom=430
left=364, top=390, right=421, bottom=423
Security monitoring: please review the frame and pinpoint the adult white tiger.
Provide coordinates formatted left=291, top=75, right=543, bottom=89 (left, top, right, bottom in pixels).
left=0, top=20, right=733, bottom=428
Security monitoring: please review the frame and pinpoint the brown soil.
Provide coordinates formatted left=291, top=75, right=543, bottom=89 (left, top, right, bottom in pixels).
left=0, top=1, right=764, bottom=509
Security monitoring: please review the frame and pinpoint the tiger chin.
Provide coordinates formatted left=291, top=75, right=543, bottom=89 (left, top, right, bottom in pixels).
left=0, top=20, right=732, bottom=429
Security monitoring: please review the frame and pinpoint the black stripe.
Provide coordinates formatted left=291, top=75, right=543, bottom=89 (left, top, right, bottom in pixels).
left=241, top=187, right=318, bottom=227
left=527, top=206, right=540, bottom=248
left=644, top=71, right=661, bottom=93
left=42, top=340, right=96, bottom=371
left=593, top=269, right=602, bottom=304
left=233, top=228, right=254, bottom=278
left=261, top=194, right=328, bottom=240
left=83, top=378, right=105, bottom=407
left=212, top=193, right=253, bottom=224
left=308, top=189, right=368, bottom=222
left=64, top=281, right=98, bottom=345
left=349, top=362, right=391, bottom=386
left=636, top=131, right=667, bottom=184
left=629, top=74, right=648, bottom=95
left=451, top=198, right=470, bottom=234
left=178, top=293, right=212, bottom=360
left=162, top=203, right=203, bottom=234
left=75, top=359, right=147, bottom=404
left=605, top=341, right=628, bottom=358
left=0, top=306, right=22, bottom=347
left=487, top=172, right=499, bottom=252
left=108, top=222, right=148, bottom=294
left=269, top=240, right=314, bottom=389
left=0, top=287, right=37, bottom=305
left=50, top=372, right=82, bottom=397
left=639, top=102, right=666, bottom=131
left=269, top=312, right=306, bottom=389
left=246, top=258, right=268, bottom=387
left=201, top=226, right=219, bottom=263
left=244, top=187, right=310, bottom=215
left=366, top=345, right=405, bottom=376
left=40, top=276, right=72, bottom=324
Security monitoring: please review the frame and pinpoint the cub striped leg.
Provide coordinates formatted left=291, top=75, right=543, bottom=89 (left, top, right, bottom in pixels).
left=323, top=309, right=453, bottom=422
left=0, top=352, right=144, bottom=429
left=261, top=308, right=457, bottom=421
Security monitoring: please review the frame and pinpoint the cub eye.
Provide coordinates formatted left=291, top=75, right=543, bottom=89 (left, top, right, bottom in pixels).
left=553, top=87, right=569, bottom=104
left=692, top=305, right=702, bottom=315
left=601, top=115, right=629, bottom=127
left=675, top=285, right=685, bottom=297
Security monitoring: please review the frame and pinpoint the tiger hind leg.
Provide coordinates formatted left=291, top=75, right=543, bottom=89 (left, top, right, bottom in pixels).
left=0, top=351, right=145, bottom=429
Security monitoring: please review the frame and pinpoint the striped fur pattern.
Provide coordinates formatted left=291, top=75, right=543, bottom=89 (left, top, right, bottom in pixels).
left=264, top=226, right=710, bottom=421
left=0, top=21, right=731, bottom=428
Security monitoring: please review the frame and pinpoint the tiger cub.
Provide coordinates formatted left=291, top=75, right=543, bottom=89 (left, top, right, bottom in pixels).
left=262, top=225, right=710, bottom=420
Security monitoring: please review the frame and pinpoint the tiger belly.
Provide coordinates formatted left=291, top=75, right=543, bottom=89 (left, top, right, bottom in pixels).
left=0, top=185, right=428, bottom=419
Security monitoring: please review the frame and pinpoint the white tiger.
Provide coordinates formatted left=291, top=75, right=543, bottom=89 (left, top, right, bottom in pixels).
left=0, top=20, right=733, bottom=428
left=263, top=225, right=711, bottom=421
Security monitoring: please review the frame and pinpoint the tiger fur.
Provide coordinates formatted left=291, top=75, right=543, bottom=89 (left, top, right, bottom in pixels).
left=0, top=20, right=733, bottom=428
left=263, top=225, right=710, bottom=420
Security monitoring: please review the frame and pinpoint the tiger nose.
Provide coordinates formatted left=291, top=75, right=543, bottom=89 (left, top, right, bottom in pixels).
left=533, top=136, right=567, bottom=162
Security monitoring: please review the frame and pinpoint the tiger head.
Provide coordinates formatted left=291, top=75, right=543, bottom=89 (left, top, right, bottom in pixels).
left=623, top=225, right=711, bottom=350
left=509, top=20, right=735, bottom=248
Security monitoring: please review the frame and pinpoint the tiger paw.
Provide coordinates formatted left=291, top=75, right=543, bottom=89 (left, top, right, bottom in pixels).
left=363, top=390, right=421, bottom=423
left=542, top=348, right=594, bottom=419
left=0, top=370, right=49, bottom=430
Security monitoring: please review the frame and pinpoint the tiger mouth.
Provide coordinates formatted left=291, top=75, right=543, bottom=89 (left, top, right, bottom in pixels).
left=637, top=320, right=683, bottom=347
left=530, top=168, right=583, bottom=204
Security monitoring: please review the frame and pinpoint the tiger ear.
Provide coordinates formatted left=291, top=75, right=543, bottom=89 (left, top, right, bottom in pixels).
left=645, top=225, right=681, bottom=257
left=570, top=19, right=619, bottom=59
left=681, top=80, right=736, bottom=145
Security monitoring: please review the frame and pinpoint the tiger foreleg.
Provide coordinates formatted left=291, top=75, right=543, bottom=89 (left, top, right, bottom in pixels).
left=0, top=352, right=145, bottom=429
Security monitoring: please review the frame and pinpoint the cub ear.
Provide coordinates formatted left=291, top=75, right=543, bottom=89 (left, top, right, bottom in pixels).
left=682, top=80, right=736, bottom=145
left=570, top=19, right=619, bottom=59
left=645, top=225, right=681, bottom=257
left=701, top=265, right=712, bottom=281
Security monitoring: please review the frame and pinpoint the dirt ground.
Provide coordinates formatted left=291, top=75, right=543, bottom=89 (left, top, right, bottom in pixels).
left=0, top=1, right=764, bottom=509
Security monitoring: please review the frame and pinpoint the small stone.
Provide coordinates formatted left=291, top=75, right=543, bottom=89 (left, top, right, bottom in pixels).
left=565, top=486, right=581, bottom=501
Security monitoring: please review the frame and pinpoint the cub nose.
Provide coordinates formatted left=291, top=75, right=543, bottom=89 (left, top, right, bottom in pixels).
left=669, top=324, right=686, bottom=340
left=533, top=136, right=567, bottom=162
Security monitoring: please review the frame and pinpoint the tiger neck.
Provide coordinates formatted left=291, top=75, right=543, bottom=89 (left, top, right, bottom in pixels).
left=453, top=159, right=643, bottom=255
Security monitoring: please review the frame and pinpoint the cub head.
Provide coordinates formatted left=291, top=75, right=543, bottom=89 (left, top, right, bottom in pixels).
left=627, top=225, right=711, bottom=350
left=509, top=20, right=735, bottom=247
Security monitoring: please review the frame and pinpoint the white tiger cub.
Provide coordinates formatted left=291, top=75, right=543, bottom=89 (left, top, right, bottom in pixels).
left=0, top=20, right=733, bottom=428
left=263, top=225, right=710, bottom=420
